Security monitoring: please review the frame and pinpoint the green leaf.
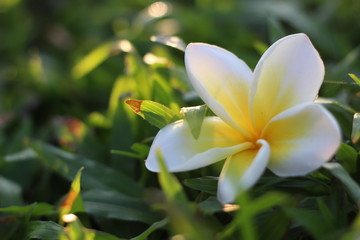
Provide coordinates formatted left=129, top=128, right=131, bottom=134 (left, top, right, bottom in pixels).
left=111, top=143, right=150, bottom=161
left=181, top=105, right=207, bottom=139
left=151, top=73, right=180, bottom=109
left=198, top=197, right=222, bottom=214
left=0, top=0, right=21, bottom=12
left=253, top=41, right=268, bottom=56
left=156, top=152, right=214, bottom=239
left=31, top=142, right=143, bottom=197
left=126, top=99, right=181, bottom=129
left=59, top=167, right=85, bottom=224
left=0, top=203, right=55, bottom=217
left=258, top=176, right=331, bottom=195
left=110, top=150, right=142, bottom=159
left=222, top=192, right=289, bottom=240
left=71, top=41, right=124, bottom=79
left=323, top=162, right=360, bottom=204
left=0, top=175, right=23, bottom=207
left=319, top=100, right=354, bottom=139
left=82, top=189, right=159, bottom=224
left=130, top=218, right=168, bottom=240
left=93, top=231, right=126, bottom=240
left=156, top=150, right=188, bottom=203
left=318, top=98, right=357, bottom=114
left=316, top=198, right=335, bottom=227
left=4, top=148, right=37, bottom=162
left=258, top=209, right=290, bottom=240
left=351, top=113, right=360, bottom=144
left=183, top=176, right=218, bottom=194
left=59, top=215, right=127, bottom=240
left=349, top=73, right=360, bottom=86
left=336, top=143, right=358, bottom=173
left=268, top=16, right=285, bottom=44
left=342, top=214, right=360, bottom=240
left=110, top=97, right=138, bottom=176
left=284, top=208, right=331, bottom=239
left=59, top=215, right=89, bottom=240
left=130, top=143, right=150, bottom=159
left=26, top=221, right=65, bottom=240
left=246, top=192, right=289, bottom=215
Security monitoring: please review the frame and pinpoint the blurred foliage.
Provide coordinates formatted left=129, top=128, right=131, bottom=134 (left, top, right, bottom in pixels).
left=0, top=0, right=360, bottom=239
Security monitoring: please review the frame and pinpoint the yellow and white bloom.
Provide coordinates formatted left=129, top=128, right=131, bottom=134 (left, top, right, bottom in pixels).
left=145, top=33, right=341, bottom=203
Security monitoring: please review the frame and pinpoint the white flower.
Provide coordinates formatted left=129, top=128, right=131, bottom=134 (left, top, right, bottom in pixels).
left=145, top=33, right=341, bottom=203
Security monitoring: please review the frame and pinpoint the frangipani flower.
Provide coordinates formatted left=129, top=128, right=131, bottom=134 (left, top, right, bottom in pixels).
left=146, top=33, right=341, bottom=203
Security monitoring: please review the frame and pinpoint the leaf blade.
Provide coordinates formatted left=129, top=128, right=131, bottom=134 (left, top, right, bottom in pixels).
left=125, top=99, right=181, bottom=129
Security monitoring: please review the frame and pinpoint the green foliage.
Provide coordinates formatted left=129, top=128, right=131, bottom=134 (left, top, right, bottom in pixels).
left=0, top=0, right=360, bottom=239
left=181, top=105, right=207, bottom=139
left=323, top=163, right=360, bottom=205
left=352, top=113, right=360, bottom=144
left=349, top=73, right=360, bottom=86
left=126, top=99, right=181, bottom=129
left=27, top=221, right=65, bottom=240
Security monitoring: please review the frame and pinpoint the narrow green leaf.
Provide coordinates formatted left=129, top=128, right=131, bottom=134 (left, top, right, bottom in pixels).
left=156, top=150, right=187, bottom=203
left=318, top=99, right=354, bottom=138
left=336, top=143, right=358, bottom=173
left=59, top=215, right=87, bottom=240
left=130, top=143, right=150, bottom=159
left=268, top=16, right=285, bottom=44
left=111, top=97, right=138, bottom=176
left=222, top=192, right=289, bottom=240
left=0, top=203, right=55, bottom=216
left=0, top=0, right=21, bottom=12
left=31, top=142, right=143, bottom=197
left=258, top=209, right=290, bottom=240
left=60, top=214, right=126, bottom=240
left=246, top=192, right=289, bottom=215
left=110, top=150, right=142, bottom=159
left=26, top=221, right=65, bottom=240
left=323, top=162, right=360, bottom=204
left=253, top=41, right=268, bottom=56
left=317, top=98, right=357, bottom=114
left=316, top=198, right=335, bottom=227
left=0, top=175, right=23, bottom=207
left=183, top=176, right=218, bottom=194
left=342, top=214, right=360, bottom=240
left=126, top=99, right=181, bottom=129
left=258, top=176, right=331, bottom=195
left=83, top=189, right=159, bottom=224
left=151, top=73, right=180, bottom=109
left=130, top=218, right=168, bottom=240
left=198, top=197, right=222, bottom=214
left=284, top=208, right=331, bottom=239
left=59, top=167, right=85, bottom=223
left=349, top=73, right=360, bottom=86
left=181, top=105, right=207, bottom=139
left=221, top=192, right=256, bottom=240
left=140, top=100, right=181, bottom=128
left=351, top=113, right=360, bottom=143
left=71, top=41, right=124, bottom=79
left=4, top=148, right=37, bottom=162
left=94, top=231, right=127, bottom=240
left=156, top=150, right=214, bottom=240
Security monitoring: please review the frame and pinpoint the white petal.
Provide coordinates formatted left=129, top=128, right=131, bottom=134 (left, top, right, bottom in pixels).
left=217, top=140, right=270, bottom=204
left=185, top=43, right=254, bottom=138
left=251, top=33, right=325, bottom=132
left=262, top=103, right=341, bottom=176
left=146, top=117, right=250, bottom=172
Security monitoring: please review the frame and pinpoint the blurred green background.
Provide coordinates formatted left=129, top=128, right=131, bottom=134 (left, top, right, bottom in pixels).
left=0, top=0, right=360, bottom=239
